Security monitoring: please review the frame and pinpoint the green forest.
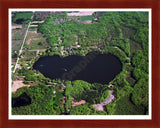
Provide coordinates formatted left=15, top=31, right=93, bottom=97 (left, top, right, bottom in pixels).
left=12, top=11, right=149, bottom=115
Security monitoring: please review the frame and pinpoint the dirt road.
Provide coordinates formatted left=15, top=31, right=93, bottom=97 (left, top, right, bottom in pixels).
left=94, top=90, right=115, bottom=111
left=72, top=100, right=86, bottom=107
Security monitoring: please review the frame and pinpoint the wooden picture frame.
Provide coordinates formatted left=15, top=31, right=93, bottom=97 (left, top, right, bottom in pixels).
left=0, top=0, right=160, bottom=127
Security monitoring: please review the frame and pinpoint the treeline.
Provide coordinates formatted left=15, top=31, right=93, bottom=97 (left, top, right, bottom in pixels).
left=131, top=50, right=149, bottom=112
left=18, top=68, right=51, bottom=85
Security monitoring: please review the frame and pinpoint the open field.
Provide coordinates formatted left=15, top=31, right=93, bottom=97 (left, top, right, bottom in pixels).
left=24, top=31, right=48, bottom=50
left=12, top=27, right=27, bottom=45
left=12, top=40, right=23, bottom=52
left=33, top=11, right=64, bottom=21
left=12, top=25, right=28, bottom=65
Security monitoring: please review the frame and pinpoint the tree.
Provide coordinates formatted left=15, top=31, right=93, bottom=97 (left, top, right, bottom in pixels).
left=131, top=78, right=148, bottom=108
left=70, top=104, right=91, bottom=115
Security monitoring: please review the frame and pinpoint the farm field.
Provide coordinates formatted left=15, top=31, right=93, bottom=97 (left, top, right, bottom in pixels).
left=11, top=25, right=27, bottom=67
left=24, top=31, right=48, bottom=50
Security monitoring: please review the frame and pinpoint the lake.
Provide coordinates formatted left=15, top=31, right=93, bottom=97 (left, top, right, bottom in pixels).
left=33, top=52, right=122, bottom=84
left=12, top=93, right=31, bottom=108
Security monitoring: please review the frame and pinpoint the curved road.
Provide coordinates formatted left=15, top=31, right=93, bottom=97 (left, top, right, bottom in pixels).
left=94, top=90, right=115, bottom=111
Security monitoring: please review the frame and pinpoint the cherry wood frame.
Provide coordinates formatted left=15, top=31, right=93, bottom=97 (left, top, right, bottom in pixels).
left=0, top=0, right=160, bottom=128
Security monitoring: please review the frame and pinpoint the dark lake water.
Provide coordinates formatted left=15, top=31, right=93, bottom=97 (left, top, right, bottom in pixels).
left=33, top=52, right=122, bottom=84
left=15, top=19, right=25, bottom=24
left=12, top=93, right=31, bottom=108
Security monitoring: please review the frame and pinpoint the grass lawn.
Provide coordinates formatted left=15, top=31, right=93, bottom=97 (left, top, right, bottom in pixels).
left=27, top=38, right=47, bottom=50
left=24, top=31, right=48, bottom=50
left=13, top=12, right=33, bottom=21
left=12, top=26, right=27, bottom=51
left=80, top=16, right=93, bottom=21
left=13, top=32, right=21, bottom=40
left=12, top=40, right=23, bottom=51
left=130, top=40, right=142, bottom=56
left=21, top=51, right=37, bottom=61
left=126, top=71, right=136, bottom=87
left=29, top=27, right=37, bottom=31
left=12, top=28, right=26, bottom=40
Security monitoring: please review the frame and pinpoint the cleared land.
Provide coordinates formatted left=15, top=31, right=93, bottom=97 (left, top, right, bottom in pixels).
left=72, top=100, right=86, bottom=107
left=24, top=31, right=48, bottom=50
left=94, top=91, right=115, bottom=111
left=12, top=25, right=23, bottom=29
left=12, top=80, right=30, bottom=93
left=67, top=11, right=95, bottom=16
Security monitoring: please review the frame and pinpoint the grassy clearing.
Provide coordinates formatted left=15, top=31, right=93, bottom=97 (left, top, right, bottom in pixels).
left=121, top=26, right=136, bottom=39
left=24, top=31, right=48, bottom=50
left=27, top=38, right=47, bottom=50
left=126, top=72, right=136, bottom=87
left=21, top=51, right=37, bottom=61
left=29, top=27, right=37, bottom=31
left=13, top=12, right=33, bottom=24
left=80, top=16, right=93, bottom=21
left=130, top=40, right=142, bottom=56
left=12, top=40, right=23, bottom=51
left=120, top=25, right=142, bottom=56
left=12, top=32, right=21, bottom=40
left=12, top=28, right=26, bottom=40
left=12, top=26, right=27, bottom=51
left=114, top=94, right=145, bottom=115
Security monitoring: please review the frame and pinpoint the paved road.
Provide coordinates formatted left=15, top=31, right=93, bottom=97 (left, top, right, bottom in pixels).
left=13, top=12, right=35, bottom=73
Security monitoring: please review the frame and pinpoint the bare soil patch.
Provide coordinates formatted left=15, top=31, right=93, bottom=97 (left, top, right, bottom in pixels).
left=72, top=100, right=86, bottom=107
left=12, top=80, right=30, bottom=93
left=26, top=38, right=32, bottom=45
left=12, top=25, right=23, bottom=29
left=67, top=11, right=95, bottom=16
left=26, top=38, right=40, bottom=45
left=30, top=24, right=38, bottom=27
left=31, top=21, right=44, bottom=24
left=12, top=58, right=17, bottom=63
